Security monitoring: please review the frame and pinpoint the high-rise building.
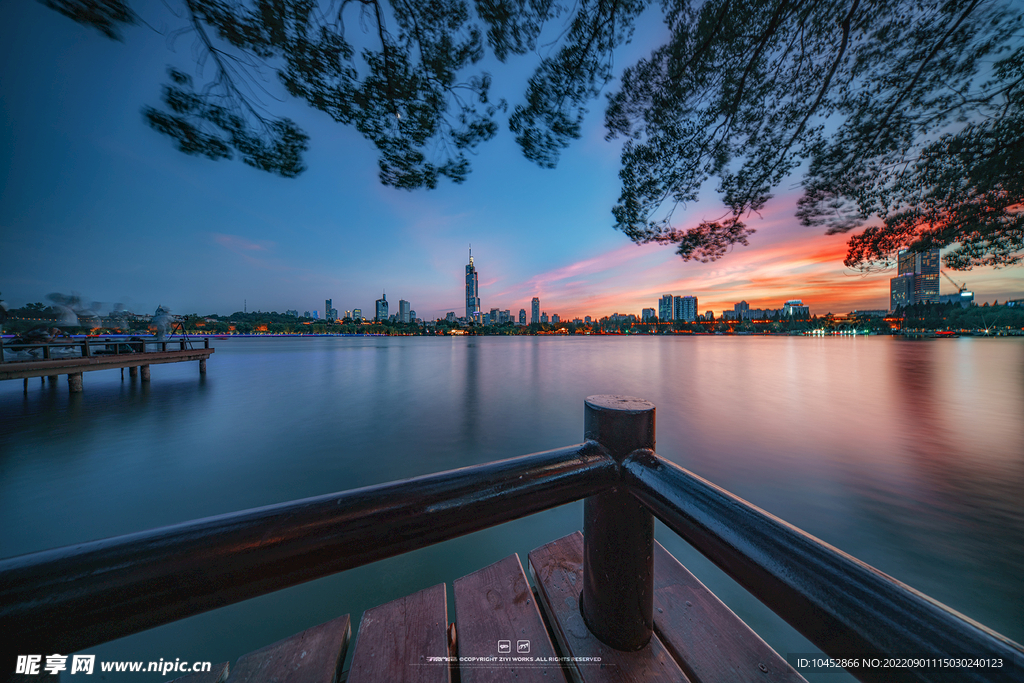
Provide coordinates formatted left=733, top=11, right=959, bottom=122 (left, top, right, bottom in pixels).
left=891, top=248, right=940, bottom=309
left=677, top=296, right=698, bottom=322
left=325, top=299, right=333, bottom=320
left=642, top=308, right=656, bottom=322
left=399, top=299, right=411, bottom=323
left=375, top=292, right=388, bottom=321
left=531, top=297, right=540, bottom=324
left=466, top=248, right=481, bottom=323
left=352, top=308, right=362, bottom=321
left=410, top=310, right=416, bottom=321
left=552, top=314, right=560, bottom=324
left=890, top=274, right=915, bottom=310
left=659, top=294, right=673, bottom=321
left=541, top=312, right=549, bottom=324
left=519, top=309, right=526, bottom=325
left=734, top=300, right=750, bottom=320
left=303, top=311, right=311, bottom=318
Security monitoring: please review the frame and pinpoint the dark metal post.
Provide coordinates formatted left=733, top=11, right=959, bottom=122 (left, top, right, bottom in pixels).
left=580, top=395, right=655, bottom=651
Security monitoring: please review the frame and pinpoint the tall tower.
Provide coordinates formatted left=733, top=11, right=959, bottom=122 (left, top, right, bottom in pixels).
left=466, top=247, right=481, bottom=322
left=375, top=291, right=388, bottom=322
left=891, top=247, right=940, bottom=309
left=531, top=297, right=540, bottom=324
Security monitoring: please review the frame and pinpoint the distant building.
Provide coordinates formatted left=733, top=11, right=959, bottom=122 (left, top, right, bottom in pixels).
left=466, top=248, right=481, bottom=323
left=326, top=299, right=337, bottom=321
left=375, top=292, right=388, bottom=322
left=734, top=300, right=751, bottom=320
left=313, top=310, right=319, bottom=319
left=891, top=248, right=940, bottom=309
left=352, top=308, right=362, bottom=321
left=519, top=309, right=526, bottom=325
left=584, top=316, right=592, bottom=324
left=659, top=294, right=673, bottom=321
left=303, top=311, right=311, bottom=318
left=642, top=308, right=656, bottom=322
left=852, top=309, right=889, bottom=317
left=399, top=299, right=411, bottom=323
left=410, top=310, right=417, bottom=321
left=782, top=299, right=809, bottom=317
left=676, top=296, right=698, bottom=322
left=531, top=297, right=540, bottom=324
left=446, top=311, right=456, bottom=323
left=705, top=311, right=714, bottom=321
left=541, top=312, right=549, bottom=324
left=551, top=314, right=560, bottom=324
left=285, top=310, right=298, bottom=317
left=937, top=292, right=974, bottom=308
left=890, top=273, right=916, bottom=310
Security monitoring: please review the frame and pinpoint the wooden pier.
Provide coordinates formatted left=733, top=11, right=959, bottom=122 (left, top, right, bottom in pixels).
left=0, top=337, right=213, bottom=392
left=2, top=397, right=1020, bottom=683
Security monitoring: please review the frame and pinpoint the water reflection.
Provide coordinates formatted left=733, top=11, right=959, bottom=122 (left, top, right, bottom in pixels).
left=0, top=336, right=1021, bottom=677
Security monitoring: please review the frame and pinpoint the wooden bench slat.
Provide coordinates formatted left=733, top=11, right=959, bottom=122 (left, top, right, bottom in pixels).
left=347, top=583, right=450, bottom=683
left=454, top=553, right=567, bottom=683
left=225, top=614, right=350, bottom=683
left=528, top=532, right=690, bottom=683
left=170, top=662, right=229, bottom=683
left=652, top=543, right=807, bottom=683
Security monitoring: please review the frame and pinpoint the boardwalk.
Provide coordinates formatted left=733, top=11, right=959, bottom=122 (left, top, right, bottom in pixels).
left=1, top=338, right=213, bottom=391
left=169, top=534, right=806, bottom=683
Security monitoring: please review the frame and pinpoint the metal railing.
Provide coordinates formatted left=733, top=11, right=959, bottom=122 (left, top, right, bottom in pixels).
left=0, top=336, right=210, bottom=362
left=0, top=396, right=1020, bottom=682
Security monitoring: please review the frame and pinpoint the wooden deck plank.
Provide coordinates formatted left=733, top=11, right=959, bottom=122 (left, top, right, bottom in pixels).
left=170, top=662, right=230, bottom=683
left=0, top=348, right=213, bottom=380
left=454, top=553, right=567, bottom=683
left=528, top=532, right=689, bottom=683
left=347, top=583, right=450, bottom=683
left=652, top=543, right=807, bottom=683
left=225, top=614, right=350, bottom=683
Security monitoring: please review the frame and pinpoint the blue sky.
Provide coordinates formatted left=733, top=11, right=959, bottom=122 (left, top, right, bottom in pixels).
left=2, top=1, right=1022, bottom=320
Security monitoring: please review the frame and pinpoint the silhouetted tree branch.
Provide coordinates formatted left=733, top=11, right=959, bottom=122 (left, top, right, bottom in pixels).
left=38, top=0, right=1024, bottom=268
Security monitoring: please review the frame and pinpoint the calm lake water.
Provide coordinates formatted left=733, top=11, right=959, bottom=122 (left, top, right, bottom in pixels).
left=2, top=335, right=1022, bottom=680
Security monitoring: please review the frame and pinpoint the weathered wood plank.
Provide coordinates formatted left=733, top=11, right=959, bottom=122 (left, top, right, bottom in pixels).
left=652, top=543, right=807, bottom=683
left=528, top=532, right=689, bottom=683
left=0, top=348, right=214, bottom=380
left=225, top=614, right=350, bottom=683
left=454, top=553, right=566, bottom=683
left=347, top=583, right=450, bottom=683
left=170, top=661, right=229, bottom=683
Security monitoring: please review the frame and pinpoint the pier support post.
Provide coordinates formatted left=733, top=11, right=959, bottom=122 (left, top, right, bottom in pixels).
left=580, top=395, right=655, bottom=651
left=129, top=366, right=138, bottom=379
left=68, top=373, right=83, bottom=393
left=24, top=378, right=28, bottom=392
left=141, top=365, right=151, bottom=382
left=199, top=359, right=207, bottom=375
left=48, top=375, right=59, bottom=384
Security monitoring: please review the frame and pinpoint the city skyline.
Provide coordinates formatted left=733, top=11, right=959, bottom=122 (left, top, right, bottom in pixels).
left=2, top=3, right=1022, bottom=322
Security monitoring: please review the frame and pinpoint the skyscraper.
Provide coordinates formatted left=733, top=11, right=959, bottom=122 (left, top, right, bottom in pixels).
left=659, top=294, right=673, bottom=321
left=677, top=296, right=698, bottom=322
left=891, top=248, right=940, bottom=309
left=519, top=309, right=526, bottom=325
left=399, top=299, right=411, bottom=323
left=325, top=299, right=333, bottom=320
left=466, top=248, right=481, bottom=323
left=375, top=291, right=388, bottom=322
left=531, top=297, right=540, bottom=324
